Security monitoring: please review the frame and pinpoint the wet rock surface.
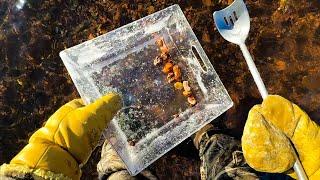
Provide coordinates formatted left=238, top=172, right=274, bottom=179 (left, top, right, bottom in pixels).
left=0, top=0, right=319, bottom=179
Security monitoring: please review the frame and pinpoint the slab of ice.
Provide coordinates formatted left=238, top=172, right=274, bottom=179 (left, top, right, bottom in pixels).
left=60, top=4, right=233, bottom=175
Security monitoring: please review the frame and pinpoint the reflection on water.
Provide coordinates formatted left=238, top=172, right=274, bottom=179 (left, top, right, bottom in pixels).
left=0, top=0, right=319, bottom=179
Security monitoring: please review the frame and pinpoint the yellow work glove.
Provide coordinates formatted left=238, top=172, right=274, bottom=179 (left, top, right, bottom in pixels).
left=242, top=95, right=320, bottom=179
left=0, top=93, right=122, bottom=180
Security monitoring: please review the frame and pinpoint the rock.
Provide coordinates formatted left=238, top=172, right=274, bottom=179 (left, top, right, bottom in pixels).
left=275, top=59, right=286, bottom=71
left=202, top=31, right=211, bottom=43
left=88, top=33, right=95, bottom=40
left=147, top=6, right=155, bottom=14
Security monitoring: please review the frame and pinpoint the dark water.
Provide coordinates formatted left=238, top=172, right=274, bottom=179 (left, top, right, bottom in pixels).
left=0, top=0, right=319, bottom=179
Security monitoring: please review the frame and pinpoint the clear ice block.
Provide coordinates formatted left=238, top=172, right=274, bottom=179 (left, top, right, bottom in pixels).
left=59, top=4, right=233, bottom=175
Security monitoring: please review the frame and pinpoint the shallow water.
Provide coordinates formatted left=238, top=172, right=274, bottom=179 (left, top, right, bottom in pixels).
left=0, top=0, right=319, bottom=179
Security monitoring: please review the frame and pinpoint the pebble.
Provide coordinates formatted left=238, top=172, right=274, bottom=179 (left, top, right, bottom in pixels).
left=275, top=60, right=286, bottom=71
left=202, top=31, right=211, bottom=43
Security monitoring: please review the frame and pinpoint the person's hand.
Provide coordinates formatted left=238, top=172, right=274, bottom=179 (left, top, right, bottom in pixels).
left=242, top=95, right=320, bottom=179
left=0, top=93, right=122, bottom=180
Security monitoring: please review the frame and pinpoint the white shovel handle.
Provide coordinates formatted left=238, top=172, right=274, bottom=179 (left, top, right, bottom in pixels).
left=239, top=44, right=268, bottom=99
left=239, top=43, right=308, bottom=180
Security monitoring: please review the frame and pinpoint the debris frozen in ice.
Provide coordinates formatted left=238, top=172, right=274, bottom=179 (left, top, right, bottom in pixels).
left=60, top=4, right=233, bottom=176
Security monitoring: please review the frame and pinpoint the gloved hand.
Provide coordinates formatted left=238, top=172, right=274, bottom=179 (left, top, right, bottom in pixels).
left=242, top=95, right=320, bottom=179
left=0, top=93, right=122, bottom=180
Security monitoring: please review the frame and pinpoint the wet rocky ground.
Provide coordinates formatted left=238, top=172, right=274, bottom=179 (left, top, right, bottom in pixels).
left=0, top=0, right=319, bottom=179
